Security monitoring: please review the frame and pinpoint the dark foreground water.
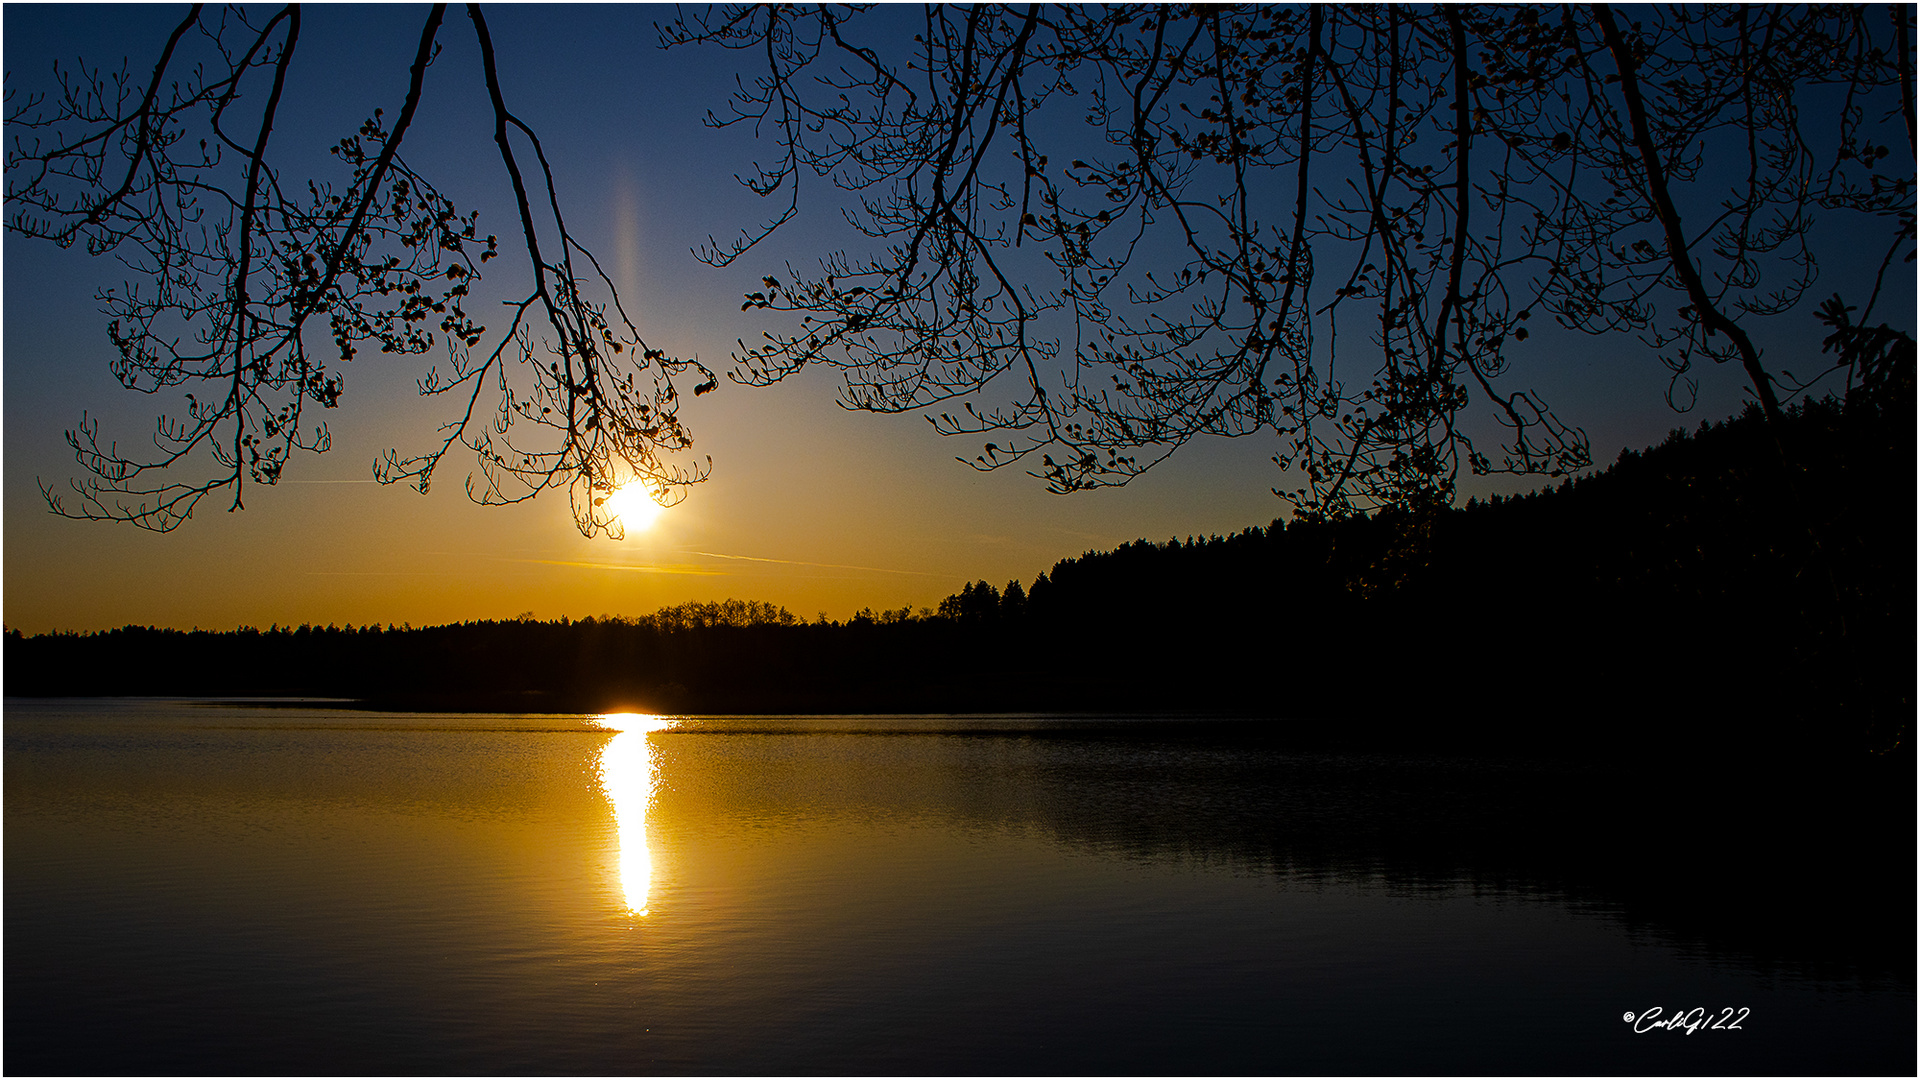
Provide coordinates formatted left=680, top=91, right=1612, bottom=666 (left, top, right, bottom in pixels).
left=6, top=699, right=1912, bottom=1075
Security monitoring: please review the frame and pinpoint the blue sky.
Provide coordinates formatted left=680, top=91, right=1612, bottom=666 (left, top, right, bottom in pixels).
left=5, top=5, right=1910, bottom=634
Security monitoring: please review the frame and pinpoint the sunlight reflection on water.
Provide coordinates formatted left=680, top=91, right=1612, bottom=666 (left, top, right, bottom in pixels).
left=5, top=702, right=1910, bottom=1075
left=592, top=714, right=677, bottom=914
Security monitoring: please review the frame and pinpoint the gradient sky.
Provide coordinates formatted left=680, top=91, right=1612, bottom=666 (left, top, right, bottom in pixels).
left=6, top=4, right=1911, bottom=635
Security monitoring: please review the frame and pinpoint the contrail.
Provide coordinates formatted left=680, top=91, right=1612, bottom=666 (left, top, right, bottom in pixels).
left=306, top=570, right=462, bottom=576
left=528, top=559, right=726, bottom=575
left=685, top=550, right=938, bottom=576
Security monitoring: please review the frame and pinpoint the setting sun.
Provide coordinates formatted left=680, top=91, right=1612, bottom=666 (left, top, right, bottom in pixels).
left=603, top=481, right=664, bottom=532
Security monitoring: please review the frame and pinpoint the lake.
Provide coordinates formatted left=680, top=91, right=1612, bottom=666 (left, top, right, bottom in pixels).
left=6, top=699, right=1911, bottom=1075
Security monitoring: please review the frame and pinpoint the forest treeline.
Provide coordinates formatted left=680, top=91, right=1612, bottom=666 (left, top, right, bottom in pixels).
left=8, top=394, right=1910, bottom=760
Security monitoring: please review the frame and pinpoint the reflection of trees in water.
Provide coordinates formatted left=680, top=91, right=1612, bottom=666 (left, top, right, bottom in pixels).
left=930, top=726, right=1910, bottom=985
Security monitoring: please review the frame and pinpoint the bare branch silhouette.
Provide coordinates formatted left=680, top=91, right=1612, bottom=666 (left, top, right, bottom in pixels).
left=9, top=3, right=707, bottom=533
left=9, top=5, right=1911, bottom=529
left=665, top=4, right=1912, bottom=517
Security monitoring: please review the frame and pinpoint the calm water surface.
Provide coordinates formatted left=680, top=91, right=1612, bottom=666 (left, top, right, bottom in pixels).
left=6, top=699, right=1911, bottom=1074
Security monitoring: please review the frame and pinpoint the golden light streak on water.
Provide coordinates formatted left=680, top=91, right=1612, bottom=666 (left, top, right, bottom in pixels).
left=592, top=714, right=678, bottom=915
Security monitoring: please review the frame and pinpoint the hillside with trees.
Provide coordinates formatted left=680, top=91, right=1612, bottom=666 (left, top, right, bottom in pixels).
left=8, top=390, right=1910, bottom=761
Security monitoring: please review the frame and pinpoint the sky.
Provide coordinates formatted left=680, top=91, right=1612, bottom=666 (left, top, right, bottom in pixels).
left=5, top=4, right=1912, bottom=636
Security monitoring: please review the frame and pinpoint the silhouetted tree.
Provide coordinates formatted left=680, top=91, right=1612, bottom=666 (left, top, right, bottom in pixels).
left=9, top=4, right=712, bottom=533
left=1817, top=293, right=1917, bottom=420
left=6, top=384, right=1908, bottom=749
left=9, top=4, right=1912, bottom=529
left=999, top=578, right=1027, bottom=618
left=937, top=579, right=1003, bottom=623
left=669, top=3, right=1912, bottom=515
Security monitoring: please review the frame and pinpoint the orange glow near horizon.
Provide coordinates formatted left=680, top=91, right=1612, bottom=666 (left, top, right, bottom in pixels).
left=592, top=713, right=679, bottom=914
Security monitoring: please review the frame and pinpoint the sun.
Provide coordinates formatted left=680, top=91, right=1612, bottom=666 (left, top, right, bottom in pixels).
left=603, top=481, right=664, bottom=532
